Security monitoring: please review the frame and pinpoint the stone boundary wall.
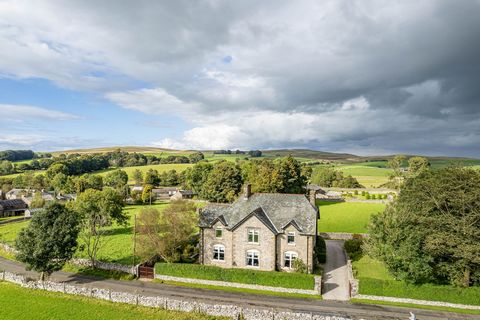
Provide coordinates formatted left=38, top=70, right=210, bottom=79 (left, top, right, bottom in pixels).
left=1, top=270, right=347, bottom=320
left=0, top=216, right=31, bottom=225
left=354, top=294, right=480, bottom=311
left=319, top=233, right=369, bottom=240
left=155, top=274, right=322, bottom=296
left=0, top=243, right=137, bottom=275
left=345, top=259, right=358, bottom=297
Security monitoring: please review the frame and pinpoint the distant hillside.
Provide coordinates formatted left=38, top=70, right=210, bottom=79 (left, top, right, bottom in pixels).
left=261, top=149, right=360, bottom=161
left=51, top=146, right=182, bottom=155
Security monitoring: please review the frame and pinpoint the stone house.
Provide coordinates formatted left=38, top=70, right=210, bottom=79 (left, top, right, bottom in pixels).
left=198, top=185, right=319, bottom=273
left=170, top=189, right=196, bottom=200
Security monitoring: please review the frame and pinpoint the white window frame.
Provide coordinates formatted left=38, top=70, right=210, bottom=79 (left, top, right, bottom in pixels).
left=246, top=249, right=260, bottom=267
left=284, top=251, right=298, bottom=269
left=287, top=231, right=295, bottom=245
left=247, top=228, right=259, bottom=243
left=215, top=227, right=223, bottom=239
left=213, top=244, right=225, bottom=261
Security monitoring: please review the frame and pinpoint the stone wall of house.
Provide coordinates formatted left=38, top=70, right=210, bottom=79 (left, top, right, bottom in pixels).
left=1, top=270, right=348, bottom=320
left=202, top=221, right=234, bottom=268
left=232, top=214, right=276, bottom=271
left=276, top=225, right=314, bottom=273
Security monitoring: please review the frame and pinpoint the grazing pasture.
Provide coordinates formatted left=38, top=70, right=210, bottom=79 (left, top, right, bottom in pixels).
left=0, top=282, right=224, bottom=320
left=317, top=201, right=386, bottom=234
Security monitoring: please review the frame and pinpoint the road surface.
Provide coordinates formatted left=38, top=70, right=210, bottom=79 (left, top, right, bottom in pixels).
left=0, top=257, right=476, bottom=320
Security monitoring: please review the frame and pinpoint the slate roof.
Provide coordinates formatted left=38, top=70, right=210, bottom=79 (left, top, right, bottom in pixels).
left=0, top=199, right=28, bottom=210
left=199, top=193, right=318, bottom=235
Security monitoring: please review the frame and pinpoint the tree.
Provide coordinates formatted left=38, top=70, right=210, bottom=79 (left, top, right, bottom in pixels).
left=0, top=160, right=14, bottom=175
left=183, top=162, right=213, bottom=193
left=46, top=163, right=69, bottom=180
left=144, top=169, right=159, bottom=186
left=387, top=154, right=406, bottom=188
left=15, top=202, right=80, bottom=280
left=276, top=156, right=306, bottom=193
left=141, top=184, right=154, bottom=204
left=30, top=192, right=45, bottom=209
left=201, top=161, right=243, bottom=202
left=132, top=169, right=143, bottom=186
left=136, top=200, right=197, bottom=263
left=73, top=174, right=103, bottom=193
left=366, top=167, right=480, bottom=287
left=248, top=150, right=262, bottom=157
left=408, top=156, right=429, bottom=177
left=104, top=169, right=129, bottom=195
left=188, top=152, right=205, bottom=163
left=73, top=188, right=126, bottom=266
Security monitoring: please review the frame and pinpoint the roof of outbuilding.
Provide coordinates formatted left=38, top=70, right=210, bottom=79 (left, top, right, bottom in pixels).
left=0, top=199, right=27, bottom=210
left=199, top=193, right=318, bottom=235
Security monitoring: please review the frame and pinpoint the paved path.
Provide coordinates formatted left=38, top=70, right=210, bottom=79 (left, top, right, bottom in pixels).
left=0, top=257, right=475, bottom=320
left=323, top=240, right=350, bottom=301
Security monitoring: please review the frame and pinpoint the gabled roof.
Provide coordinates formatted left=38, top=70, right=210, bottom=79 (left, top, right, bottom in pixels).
left=0, top=199, right=27, bottom=210
left=230, top=207, right=278, bottom=235
left=199, top=193, right=318, bottom=235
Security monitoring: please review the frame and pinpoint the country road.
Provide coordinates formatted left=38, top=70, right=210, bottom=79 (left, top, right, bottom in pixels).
left=323, top=240, right=350, bottom=301
left=0, top=257, right=477, bottom=320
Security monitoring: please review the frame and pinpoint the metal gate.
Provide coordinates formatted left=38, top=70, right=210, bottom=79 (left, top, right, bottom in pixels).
left=138, top=265, right=154, bottom=279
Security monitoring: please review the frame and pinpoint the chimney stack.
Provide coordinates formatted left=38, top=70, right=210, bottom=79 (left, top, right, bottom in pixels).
left=244, top=184, right=252, bottom=200
left=309, top=189, right=316, bottom=207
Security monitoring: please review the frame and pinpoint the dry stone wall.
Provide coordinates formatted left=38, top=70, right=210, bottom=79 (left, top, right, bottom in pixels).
left=1, top=270, right=348, bottom=320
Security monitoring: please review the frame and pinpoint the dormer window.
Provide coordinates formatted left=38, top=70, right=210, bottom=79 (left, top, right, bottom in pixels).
left=287, top=232, right=295, bottom=244
left=247, top=228, right=259, bottom=243
left=215, top=227, right=223, bottom=238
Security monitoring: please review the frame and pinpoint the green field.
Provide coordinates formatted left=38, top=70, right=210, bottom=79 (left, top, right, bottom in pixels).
left=353, top=255, right=480, bottom=306
left=96, top=163, right=193, bottom=181
left=335, top=165, right=391, bottom=188
left=0, top=203, right=170, bottom=265
left=155, top=263, right=315, bottom=290
left=317, top=201, right=385, bottom=234
left=0, top=282, right=223, bottom=320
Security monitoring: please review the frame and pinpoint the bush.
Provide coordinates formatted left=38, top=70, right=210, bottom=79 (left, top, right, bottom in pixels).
left=315, top=236, right=327, bottom=264
left=371, top=194, right=376, bottom=199
left=293, top=258, right=307, bottom=274
left=365, top=193, right=371, bottom=199
left=361, top=191, right=366, bottom=196
left=155, top=263, right=315, bottom=289
left=354, top=190, right=358, bottom=195
left=344, top=238, right=363, bottom=261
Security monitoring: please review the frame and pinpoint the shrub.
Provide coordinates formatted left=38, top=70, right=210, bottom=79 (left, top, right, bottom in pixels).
left=361, top=191, right=366, bottom=196
left=344, top=238, right=363, bottom=261
left=314, top=236, right=327, bottom=264
left=293, top=258, right=307, bottom=274
left=354, top=190, right=359, bottom=195
left=371, top=194, right=376, bottom=199
left=365, top=193, right=371, bottom=199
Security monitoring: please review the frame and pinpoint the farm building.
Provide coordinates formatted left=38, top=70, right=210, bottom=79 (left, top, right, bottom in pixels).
left=0, top=199, right=28, bottom=217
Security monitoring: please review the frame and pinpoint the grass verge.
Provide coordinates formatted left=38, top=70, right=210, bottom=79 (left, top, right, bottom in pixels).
left=0, top=281, right=224, bottom=320
left=155, top=263, right=315, bottom=290
left=156, top=279, right=322, bottom=300
left=351, top=298, right=480, bottom=316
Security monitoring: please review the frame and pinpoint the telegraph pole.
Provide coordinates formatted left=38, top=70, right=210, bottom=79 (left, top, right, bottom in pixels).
left=132, top=214, right=137, bottom=268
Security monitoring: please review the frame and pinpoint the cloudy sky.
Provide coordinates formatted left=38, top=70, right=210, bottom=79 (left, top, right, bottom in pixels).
left=0, top=0, right=479, bottom=157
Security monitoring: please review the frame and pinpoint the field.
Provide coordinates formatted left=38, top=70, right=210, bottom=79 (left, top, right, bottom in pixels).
left=353, top=255, right=480, bottom=306
left=317, top=201, right=386, bottom=234
left=155, top=263, right=315, bottom=290
left=333, top=164, right=391, bottom=188
left=0, top=203, right=171, bottom=265
left=96, top=163, right=193, bottom=181
left=0, top=282, right=223, bottom=320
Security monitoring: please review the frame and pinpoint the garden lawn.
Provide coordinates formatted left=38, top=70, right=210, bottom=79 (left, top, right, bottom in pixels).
left=317, top=201, right=385, bottom=234
left=0, top=203, right=171, bottom=265
left=0, top=282, right=224, bottom=320
left=155, top=263, right=315, bottom=290
left=353, top=255, right=480, bottom=306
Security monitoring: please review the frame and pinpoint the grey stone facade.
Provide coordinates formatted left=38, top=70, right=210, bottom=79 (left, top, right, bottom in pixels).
left=199, top=186, right=318, bottom=273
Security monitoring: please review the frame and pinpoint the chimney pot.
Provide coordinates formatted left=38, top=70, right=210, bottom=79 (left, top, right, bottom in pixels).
left=244, top=184, right=252, bottom=199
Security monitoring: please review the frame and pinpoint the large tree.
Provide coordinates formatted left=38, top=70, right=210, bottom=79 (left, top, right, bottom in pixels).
left=367, top=167, right=480, bottom=287
left=104, top=169, right=129, bottom=196
left=73, top=188, right=126, bottom=266
left=408, top=156, right=430, bottom=177
left=136, top=200, right=197, bottom=263
left=275, top=155, right=307, bottom=193
left=201, top=161, right=243, bottom=202
left=15, top=202, right=81, bottom=280
left=183, top=162, right=213, bottom=193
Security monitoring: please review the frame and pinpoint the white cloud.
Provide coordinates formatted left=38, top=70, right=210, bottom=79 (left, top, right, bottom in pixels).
left=105, top=88, right=197, bottom=115
left=0, top=104, right=79, bottom=121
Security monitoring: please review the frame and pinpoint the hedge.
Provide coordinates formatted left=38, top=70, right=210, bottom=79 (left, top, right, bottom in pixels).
left=359, top=278, right=480, bottom=306
left=155, top=263, right=315, bottom=290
